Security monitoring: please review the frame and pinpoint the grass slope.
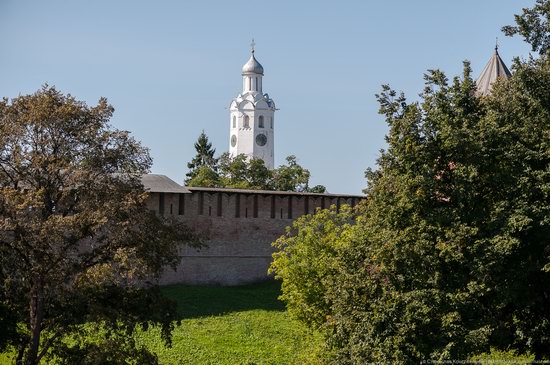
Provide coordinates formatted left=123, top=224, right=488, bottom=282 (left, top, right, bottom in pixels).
left=0, top=281, right=320, bottom=365
left=135, top=281, right=321, bottom=365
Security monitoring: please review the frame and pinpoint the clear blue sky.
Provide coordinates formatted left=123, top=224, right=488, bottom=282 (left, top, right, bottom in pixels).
left=0, top=1, right=534, bottom=194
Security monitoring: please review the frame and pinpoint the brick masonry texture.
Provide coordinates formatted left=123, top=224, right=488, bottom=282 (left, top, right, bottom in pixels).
left=146, top=189, right=364, bottom=285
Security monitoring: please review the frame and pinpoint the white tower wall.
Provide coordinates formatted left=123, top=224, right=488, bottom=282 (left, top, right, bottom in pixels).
left=229, top=46, right=276, bottom=169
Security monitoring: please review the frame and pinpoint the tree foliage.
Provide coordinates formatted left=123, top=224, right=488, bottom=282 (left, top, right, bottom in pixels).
left=217, top=153, right=273, bottom=190
left=185, top=131, right=218, bottom=184
left=186, top=165, right=221, bottom=188
left=271, top=3, right=550, bottom=361
left=270, top=205, right=360, bottom=329
left=185, top=142, right=327, bottom=193
left=502, top=0, right=550, bottom=55
left=0, top=86, right=198, bottom=364
left=272, top=156, right=312, bottom=192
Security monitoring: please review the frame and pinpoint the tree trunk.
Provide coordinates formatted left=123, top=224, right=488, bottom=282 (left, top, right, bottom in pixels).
left=25, top=277, right=44, bottom=365
left=16, top=339, right=27, bottom=365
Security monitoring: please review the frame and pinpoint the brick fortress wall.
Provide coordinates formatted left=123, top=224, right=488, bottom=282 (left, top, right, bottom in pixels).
left=146, top=187, right=364, bottom=285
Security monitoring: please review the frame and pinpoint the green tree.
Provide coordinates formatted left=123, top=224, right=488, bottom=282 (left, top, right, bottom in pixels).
left=185, top=131, right=218, bottom=183
left=307, top=184, right=327, bottom=194
left=186, top=165, right=221, bottom=187
left=270, top=205, right=359, bottom=329
left=272, top=155, right=326, bottom=193
left=0, top=86, right=198, bottom=364
left=247, top=158, right=274, bottom=190
left=271, top=3, right=550, bottom=360
left=217, top=153, right=273, bottom=190
left=502, top=0, right=550, bottom=55
left=218, top=153, right=250, bottom=189
left=215, top=153, right=326, bottom=192
left=272, top=156, right=310, bottom=192
left=184, top=141, right=326, bottom=192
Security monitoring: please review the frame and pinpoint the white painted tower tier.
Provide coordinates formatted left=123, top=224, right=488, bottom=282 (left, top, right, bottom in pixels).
left=229, top=42, right=276, bottom=169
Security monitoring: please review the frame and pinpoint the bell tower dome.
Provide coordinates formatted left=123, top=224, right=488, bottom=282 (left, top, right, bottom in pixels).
left=229, top=40, right=276, bottom=169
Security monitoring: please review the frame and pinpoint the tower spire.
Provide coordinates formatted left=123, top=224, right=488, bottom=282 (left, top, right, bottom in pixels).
left=251, top=38, right=256, bottom=54
left=476, top=43, right=512, bottom=96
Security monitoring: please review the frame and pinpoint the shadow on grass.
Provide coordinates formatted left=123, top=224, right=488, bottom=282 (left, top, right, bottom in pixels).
left=160, top=280, right=286, bottom=319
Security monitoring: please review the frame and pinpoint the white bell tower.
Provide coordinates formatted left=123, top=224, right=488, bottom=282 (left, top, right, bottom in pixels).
left=229, top=40, right=276, bottom=169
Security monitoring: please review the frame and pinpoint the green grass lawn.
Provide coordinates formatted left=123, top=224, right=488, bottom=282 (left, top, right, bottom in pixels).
left=0, top=281, right=321, bottom=365
left=135, top=281, right=321, bottom=365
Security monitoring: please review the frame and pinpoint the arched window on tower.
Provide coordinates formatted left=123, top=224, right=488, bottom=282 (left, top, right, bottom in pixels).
left=270, top=117, right=273, bottom=129
left=244, top=115, right=250, bottom=128
left=258, top=116, right=264, bottom=128
left=232, top=116, right=236, bottom=128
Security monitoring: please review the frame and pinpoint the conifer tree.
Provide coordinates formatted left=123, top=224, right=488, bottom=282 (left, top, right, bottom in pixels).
left=185, top=131, right=218, bottom=184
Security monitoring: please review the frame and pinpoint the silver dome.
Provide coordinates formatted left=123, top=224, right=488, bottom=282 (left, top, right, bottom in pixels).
left=242, top=53, right=264, bottom=75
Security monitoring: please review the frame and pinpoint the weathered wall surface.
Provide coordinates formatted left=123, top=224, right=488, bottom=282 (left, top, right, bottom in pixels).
left=146, top=188, right=363, bottom=285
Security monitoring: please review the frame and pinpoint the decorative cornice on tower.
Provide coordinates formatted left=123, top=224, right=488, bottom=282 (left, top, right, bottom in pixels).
left=475, top=45, right=512, bottom=96
left=230, top=92, right=276, bottom=111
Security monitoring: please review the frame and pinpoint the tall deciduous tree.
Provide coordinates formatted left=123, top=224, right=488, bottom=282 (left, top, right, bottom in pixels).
left=217, top=153, right=252, bottom=189
left=246, top=158, right=274, bottom=190
left=0, top=86, right=197, bottom=364
left=271, top=2, right=550, bottom=361
left=216, top=153, right=272, bottom=190
left=272, top=155, right=312, bottom=192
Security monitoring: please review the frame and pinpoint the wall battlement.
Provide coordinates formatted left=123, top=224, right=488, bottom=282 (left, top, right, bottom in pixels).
left=147, top=188, right=362, bottom=220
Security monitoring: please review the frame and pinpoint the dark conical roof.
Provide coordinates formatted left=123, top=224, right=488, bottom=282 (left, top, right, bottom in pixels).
left=475, top=46, right=512, bottom=96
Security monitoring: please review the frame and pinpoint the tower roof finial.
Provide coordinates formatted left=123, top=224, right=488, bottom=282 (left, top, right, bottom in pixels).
left=242, top=39, right=263, bottom=75
left=476, top=40, right=512, bottom=96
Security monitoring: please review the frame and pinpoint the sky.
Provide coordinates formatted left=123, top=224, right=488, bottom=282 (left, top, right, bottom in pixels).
left=0, top=0, right=535, bottom=194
